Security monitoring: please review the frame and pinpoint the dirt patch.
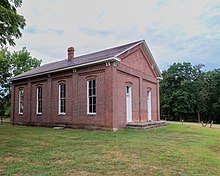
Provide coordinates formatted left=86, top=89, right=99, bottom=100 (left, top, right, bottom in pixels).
left=38, top=141, right=51, bottom=148
left=54, top=158, right=71, bottom=164
left=16, top=147, right=31, bottom=152
left=104, top=150, right=154, bottom=173
left=209, top=145, right=220, bottom=160
left=64, top=170, right=93, bottom=176
left=0, top=168, right=5, bottom=176
left=3, top=156, right=22, bottom=163
left=180, top=149, right=192, bottom=155
left=104, top=170, right=128, bottom=176
left=104, top=150, right=125, bottom=160
left=210, top=145, right=220, bottom=153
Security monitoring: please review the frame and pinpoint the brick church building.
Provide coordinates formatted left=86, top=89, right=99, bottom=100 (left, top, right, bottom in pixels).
left=10, top=40, right=162, bottom=130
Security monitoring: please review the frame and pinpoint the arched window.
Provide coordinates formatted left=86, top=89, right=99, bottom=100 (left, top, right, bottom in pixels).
left=19, top=89, right=24, bottom=114
left=87, top=79, right=96, bottom=114
left=59, top=84, right=66, bottom=114
left=36, top=87, right=43, bottom=114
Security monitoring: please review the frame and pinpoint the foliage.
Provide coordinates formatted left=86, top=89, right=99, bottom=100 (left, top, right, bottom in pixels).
left=0, top=49, right=12, bottom=116
left=160, top=62, right=220, bottom=123
left=0, top=47, right=42, bottom=116
left=0, top=49, right=11, bottom=92
left=11, top=47, right=42, bottom=76
left=0, top=0, right=26, bottom=47
left=204, top=69, right=220, bottom=121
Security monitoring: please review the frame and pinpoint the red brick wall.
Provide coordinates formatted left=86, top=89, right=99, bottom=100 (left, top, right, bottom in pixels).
left=76, top=68, right=109, bottom=127
left=113, top=70, right=140, bottom=129
left=31, top=80, right=48, bottom=125
left=13, top=83, right=29, bottom=124
left=142, top=80, right=159, bottom=121
left=112, top=46, right=160, bottom=129
left=50, top=74, right=73, bottom=124
left=120, top=45, right=156, bottom=77
left=11, top=64, right=115, bottom=129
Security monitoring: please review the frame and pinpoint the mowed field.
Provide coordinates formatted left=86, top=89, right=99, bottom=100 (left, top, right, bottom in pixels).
left=0, top=121, right=220, bottom=176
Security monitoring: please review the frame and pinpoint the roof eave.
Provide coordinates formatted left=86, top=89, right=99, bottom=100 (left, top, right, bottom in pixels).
left=10, top=57, right=121, bottom=82
left=114, top=40, right=143, bottom=58
left=142, top=41, right=162, bottom=78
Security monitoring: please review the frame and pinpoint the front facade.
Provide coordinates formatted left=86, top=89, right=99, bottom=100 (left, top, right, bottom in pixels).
left=10, top=40, right=162, bottom=130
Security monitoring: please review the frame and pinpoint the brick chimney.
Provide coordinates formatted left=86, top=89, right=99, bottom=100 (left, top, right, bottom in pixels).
left=67, top=47, right=75, bottom=61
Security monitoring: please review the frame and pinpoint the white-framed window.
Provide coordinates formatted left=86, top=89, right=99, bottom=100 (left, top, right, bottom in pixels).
left=87, top=79, right=96, bottom=114
left=19, top=89, right=24, bottom=114
left=36, top=87, right=42, bottom=114
left=59, top=84, right=66, bottom=114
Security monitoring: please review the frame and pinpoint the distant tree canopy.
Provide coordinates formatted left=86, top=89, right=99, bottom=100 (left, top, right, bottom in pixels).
left=0, top=0, right=26, bottom=47
left=160, top=62, right=220, bottom=123
left=0, top=47, right=42, bottom=116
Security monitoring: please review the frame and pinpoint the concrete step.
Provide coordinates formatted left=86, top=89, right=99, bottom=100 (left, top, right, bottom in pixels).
left=126, top=121, right=167, bottom=130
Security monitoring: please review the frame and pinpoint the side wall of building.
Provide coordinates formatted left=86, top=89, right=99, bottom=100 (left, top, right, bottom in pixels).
left=11, top=64, right=114, bottom=130
left=112, top=44, right=160, bottom=129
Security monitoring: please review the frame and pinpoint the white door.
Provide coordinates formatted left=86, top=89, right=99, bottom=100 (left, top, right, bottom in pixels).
left=126, top=86, right=132, bottom=123
left=147, top=90, right=152, bottom=121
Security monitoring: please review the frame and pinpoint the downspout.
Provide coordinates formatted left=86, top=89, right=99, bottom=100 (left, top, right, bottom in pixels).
left=156, top=82, right=158, bottom=121
left=48, top=74, right=52, bottom=127
left=157, top=77, right=162, bottom=121
left=138, top=77, right=142, bottom=122
left=29, top=79, right=32, bottom=125
left=12, top=83, right=15, bottom=125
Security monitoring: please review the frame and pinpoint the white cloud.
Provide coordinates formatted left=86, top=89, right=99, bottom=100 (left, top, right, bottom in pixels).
left=8, top=0, right=220, bottom=70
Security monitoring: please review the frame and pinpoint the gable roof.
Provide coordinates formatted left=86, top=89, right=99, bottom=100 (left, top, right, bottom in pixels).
left=10, top=40, right=162, bottom=81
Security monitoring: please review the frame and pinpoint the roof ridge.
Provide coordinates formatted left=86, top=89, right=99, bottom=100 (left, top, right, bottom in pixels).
left=41, top=59, right=65, bottom=66
left=74, top=40, right=144, bottom=59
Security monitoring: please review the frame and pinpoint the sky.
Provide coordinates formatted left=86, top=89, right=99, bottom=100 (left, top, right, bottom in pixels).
left=9, top=0, right=220, bottom=71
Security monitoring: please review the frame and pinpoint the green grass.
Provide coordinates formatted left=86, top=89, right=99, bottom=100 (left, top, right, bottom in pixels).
left=0, top=123, right=220, bottom=176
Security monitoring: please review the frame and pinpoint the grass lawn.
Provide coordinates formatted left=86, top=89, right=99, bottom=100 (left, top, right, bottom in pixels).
left=0, top=123, right=220, bottom=176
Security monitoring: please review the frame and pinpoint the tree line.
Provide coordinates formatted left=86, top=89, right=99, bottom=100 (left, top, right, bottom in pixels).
left=160, top=62, right=220, bottom=123
left=0, top=48, right=42, bottom=116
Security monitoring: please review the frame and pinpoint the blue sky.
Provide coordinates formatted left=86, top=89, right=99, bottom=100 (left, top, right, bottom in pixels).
left=10, top=0, right=220, bottom=71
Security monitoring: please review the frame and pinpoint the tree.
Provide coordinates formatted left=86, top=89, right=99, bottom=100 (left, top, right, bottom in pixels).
left=11, top=47, right=42, bottom=76
left=160, top=62, right=206, bottom=121
left=0, top=49, right=11, bottom=91
left=0, top=49, right=11, bottom=116
left=191, top=64, right=207, bottom=122
left=204, top=69, right=220, bottom=123
left=0, top=47, right=42, bottom=116
left=0, top=0, right=26, bottom=47
left=160, top=62, right=220, bottom=123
